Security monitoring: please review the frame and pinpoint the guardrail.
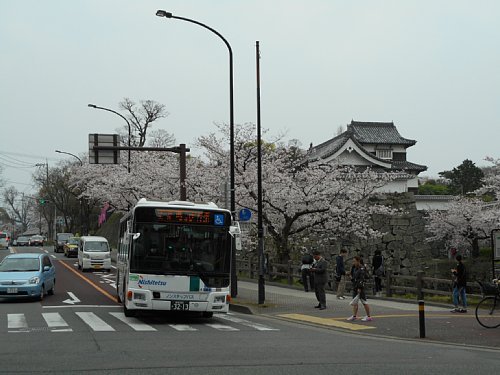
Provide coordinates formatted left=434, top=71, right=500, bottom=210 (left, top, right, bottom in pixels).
left=236, top=258, right=484, bottom=300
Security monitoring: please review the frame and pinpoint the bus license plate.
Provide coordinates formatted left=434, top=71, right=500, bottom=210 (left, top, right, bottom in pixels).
left=7, top=288, right=18, bottom=294
left=171, top=301, right=189, bottom=311
left=93, top=265, right=102, bottom=269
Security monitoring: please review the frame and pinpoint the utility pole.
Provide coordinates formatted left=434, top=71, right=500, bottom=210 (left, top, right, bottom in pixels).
left=256, top=41, right=265, bottom=304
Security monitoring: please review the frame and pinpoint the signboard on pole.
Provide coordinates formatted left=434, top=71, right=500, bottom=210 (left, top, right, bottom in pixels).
left=88, top=134, right=120, bottom=164
left=238, top=208, right=252, bottom=222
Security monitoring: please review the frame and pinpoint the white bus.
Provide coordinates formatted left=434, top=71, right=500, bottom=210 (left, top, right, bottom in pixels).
left=116, top=198, right=240, bottom=317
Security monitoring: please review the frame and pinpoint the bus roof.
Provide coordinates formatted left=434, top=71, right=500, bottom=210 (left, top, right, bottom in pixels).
left=132, top=198, right=231, bottom=213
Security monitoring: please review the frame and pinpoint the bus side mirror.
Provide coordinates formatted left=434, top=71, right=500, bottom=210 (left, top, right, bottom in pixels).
left=229, top=223, right=242, bottom=251
left=127, top=220, right=141, bottom=241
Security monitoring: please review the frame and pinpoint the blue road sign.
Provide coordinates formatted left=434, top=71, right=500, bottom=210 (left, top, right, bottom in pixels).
left=238, top=208, right=252, bottom=221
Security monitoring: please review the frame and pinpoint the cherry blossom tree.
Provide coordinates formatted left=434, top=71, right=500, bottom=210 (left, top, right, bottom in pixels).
left=426, top=196, right=499, bottom=258
left=195, top=123, right=397, bottom=262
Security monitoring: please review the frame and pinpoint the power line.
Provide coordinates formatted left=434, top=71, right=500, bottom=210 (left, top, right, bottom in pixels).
left=0, top=151, right=60, bottom=162
left=0, top=153, right=35, bottom=166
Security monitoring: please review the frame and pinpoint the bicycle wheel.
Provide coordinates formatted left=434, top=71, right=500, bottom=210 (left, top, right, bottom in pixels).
left=475, top=296, right=500, bottom=328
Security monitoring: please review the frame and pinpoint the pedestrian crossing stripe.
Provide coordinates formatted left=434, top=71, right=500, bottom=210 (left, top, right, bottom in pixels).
left=278, top=313, right=376, bottom=331
left=5, top=312, right=279, bottom=333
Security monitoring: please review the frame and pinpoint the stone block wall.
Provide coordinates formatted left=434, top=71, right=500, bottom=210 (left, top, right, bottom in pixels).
left=342, top=193, right=433, bottom=275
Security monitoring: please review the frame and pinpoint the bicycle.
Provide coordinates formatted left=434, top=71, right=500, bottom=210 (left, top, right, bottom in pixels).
left=475, top=280, right=500, bottom=329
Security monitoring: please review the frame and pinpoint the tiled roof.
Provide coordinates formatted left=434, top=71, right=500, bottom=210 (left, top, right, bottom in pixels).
left=348, top=121, right=416, bottom=146
left=307, top=132, right=350, bottom=161
left=392, top=160, right=427, bottom=173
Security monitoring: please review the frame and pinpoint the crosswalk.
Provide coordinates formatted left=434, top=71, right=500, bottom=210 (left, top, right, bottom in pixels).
left=3, top=311, right=279, bottom=334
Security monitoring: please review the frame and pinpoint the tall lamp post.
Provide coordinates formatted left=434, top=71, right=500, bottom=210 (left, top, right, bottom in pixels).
left=55, top=150, right=84, bottom=235
left=155, top=10, right=237, bottom=297
left=88, top=104, right=132, bottom=173
left=55, top=150, right=83, bottom=166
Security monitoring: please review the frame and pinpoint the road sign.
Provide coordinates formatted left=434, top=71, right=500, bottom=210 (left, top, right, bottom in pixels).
left=88, top=134, right=120, bottom=164
left=238, top=208, right=252, bottom=221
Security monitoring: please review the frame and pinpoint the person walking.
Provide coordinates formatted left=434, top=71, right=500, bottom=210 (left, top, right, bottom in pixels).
left=310, top=250, right=328, bottom=310
left=300, top=252, right=315, bottom=292
left=335, top=249, right=348, bottom=300
left=451, top=254, right=467, bottom=313
left=372, top=250, right=384, bottom=297
left=347, top=256, right=372, bottom=322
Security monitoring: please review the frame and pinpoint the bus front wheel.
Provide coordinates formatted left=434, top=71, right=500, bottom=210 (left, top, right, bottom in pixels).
left=202, top=312, right=213, bottom=318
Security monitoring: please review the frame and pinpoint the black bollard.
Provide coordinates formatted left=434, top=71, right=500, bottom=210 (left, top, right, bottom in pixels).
left=419, top=300, right=426, bottom=338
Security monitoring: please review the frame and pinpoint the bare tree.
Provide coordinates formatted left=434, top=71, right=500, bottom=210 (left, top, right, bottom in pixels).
left=119, top=98, right=169, bottom=147
left=3, top=186, right=34, bottom=232
left=148, top=129, right=176, bottom=148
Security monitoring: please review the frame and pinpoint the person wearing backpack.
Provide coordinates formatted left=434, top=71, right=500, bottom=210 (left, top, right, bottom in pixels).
left=372, top=250, right=384, bottom=297
left=300, top=252, right=315, bottom=292
left=347, top=256, right=372, bottom=322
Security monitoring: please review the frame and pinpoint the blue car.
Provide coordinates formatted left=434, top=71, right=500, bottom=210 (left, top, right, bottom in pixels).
left=0, top=253, right=56, bottom=300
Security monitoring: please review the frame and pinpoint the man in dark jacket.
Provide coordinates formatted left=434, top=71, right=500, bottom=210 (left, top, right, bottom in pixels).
left=335, top=249, right=347, bottom=299
left=451, top=255, right=467, bottom=313
left=310, top=250, right=328, bottom=310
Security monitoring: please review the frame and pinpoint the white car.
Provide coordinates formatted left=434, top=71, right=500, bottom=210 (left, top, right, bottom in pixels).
left=77, top=236, right=111, bottom=272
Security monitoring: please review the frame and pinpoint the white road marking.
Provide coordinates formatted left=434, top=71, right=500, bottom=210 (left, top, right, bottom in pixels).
left=43, top=305, right=121, bottom=309
left=44, top=250, right=49, bottom=253
left=109, top=312, right=157, bottom=331
left=42, top=312, right=72, bottom=332
left=205, top=323, right=239, bottom=332
left=50, top=255, right=56, bottom=259
left=9, top=248, right=15, bottom=254
left=169, top=324, right=197, bottom=331
left=110, top=265, right=117, bottom=269
left=8, top=314, right=28, bottom=330
left=76, top=312, right=115, bottom=331
left=217, top=314, right=279, bottom=331
left=62, top=292, right=81, bottom=305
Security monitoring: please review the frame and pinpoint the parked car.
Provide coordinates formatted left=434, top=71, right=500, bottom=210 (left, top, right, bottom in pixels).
left=0, top=253, right=56, bottom=300
left=16, top=236, right=30, bottom=246
left=29, top=235, right=44, bottom=247
left=63, top=237, right=80, bottom=258
left=0, top=232, right=11, bottom=250
left=54, top=233, right=74, bottom=253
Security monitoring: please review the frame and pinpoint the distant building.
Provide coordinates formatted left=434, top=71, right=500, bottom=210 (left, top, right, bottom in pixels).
left=307, top=120, right=427, bottom=193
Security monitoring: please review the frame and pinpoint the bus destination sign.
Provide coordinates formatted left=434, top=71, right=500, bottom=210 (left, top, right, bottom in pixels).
left=155, top=209, right=213, bottom=225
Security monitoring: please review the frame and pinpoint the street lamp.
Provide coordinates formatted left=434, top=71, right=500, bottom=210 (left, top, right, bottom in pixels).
left=87, top=103, right=132, bottom=173
left=55, top=150, right=84, bottom=235
left=55, top=150, right=83, bottom=166
left=155, top=10, right=237, bottom=296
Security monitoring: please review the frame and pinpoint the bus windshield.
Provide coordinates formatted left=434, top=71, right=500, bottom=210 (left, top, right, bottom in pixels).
left=129, top=222, right=231, bottom=276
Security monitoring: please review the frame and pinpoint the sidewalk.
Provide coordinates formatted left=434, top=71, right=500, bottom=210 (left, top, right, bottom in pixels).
left=231, top=280, right=500, bottom=349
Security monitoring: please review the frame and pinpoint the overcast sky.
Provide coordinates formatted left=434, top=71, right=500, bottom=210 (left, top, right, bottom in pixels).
left=1, top=0, right=499, bottom=199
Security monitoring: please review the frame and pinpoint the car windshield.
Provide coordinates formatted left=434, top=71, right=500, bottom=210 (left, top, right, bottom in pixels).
left=57, top=234, right=72, bottom=241
left=84, top=241, right=109, bottom=252
left=0, top=258, right=40, bottom=272
left=18, top=237, right=29, bottom=241
left=0, top=234, right=6, bottom=239
left=68, top=238, right=79, bottom=245
left=31, top=236, right=43, bottom=240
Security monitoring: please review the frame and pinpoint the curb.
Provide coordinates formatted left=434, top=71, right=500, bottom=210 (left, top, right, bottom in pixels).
left=229, top=303, right=255, bottom=315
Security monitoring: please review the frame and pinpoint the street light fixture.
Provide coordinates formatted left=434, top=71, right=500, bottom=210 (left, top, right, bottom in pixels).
left=155, top=10, right=237, bottom=296
left=55, top=150, right=83, bottom=166
left=87, top=103, right=132, bottom=173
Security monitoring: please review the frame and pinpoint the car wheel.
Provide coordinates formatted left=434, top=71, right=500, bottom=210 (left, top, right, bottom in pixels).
left=39, top=284, right=45, bottom=301
left=77, top=261, right=81, bottom=270
left=48, top=280, right=55, bottom=295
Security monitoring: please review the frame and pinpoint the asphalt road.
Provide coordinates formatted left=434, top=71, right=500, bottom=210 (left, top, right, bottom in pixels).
left=1, top=246, right=499, bottom=374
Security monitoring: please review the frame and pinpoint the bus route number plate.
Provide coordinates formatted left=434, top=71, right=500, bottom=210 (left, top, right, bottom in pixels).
left=171, top=301, right=189, bottom=311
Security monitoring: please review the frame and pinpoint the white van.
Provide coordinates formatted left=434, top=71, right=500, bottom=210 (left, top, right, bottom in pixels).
left=77, top=236, right=111, bottom=272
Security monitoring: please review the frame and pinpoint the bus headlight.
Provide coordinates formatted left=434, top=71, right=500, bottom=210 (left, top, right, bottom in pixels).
left=29, top=277, right=40, bottom=284
left=104, top=253, right=111, bottom=259
left=83, top=253, right=90, bottom=259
